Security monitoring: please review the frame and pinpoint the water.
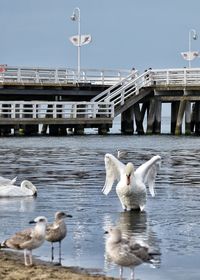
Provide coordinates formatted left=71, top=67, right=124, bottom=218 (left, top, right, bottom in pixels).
left=0, top=133, right=199, bottom=280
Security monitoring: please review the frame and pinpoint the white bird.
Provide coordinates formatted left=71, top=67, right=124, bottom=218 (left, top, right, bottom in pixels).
left=0, top=180, right=37, bottom=197
left=102, top=154, right=161, bottom=211
left=105, top=227, right=155, bottom=280
left=0, top=176, right=17, bottom=186
left=0, top=216, right=48, bottom=266
left=45, top=211, right=72, bottom=265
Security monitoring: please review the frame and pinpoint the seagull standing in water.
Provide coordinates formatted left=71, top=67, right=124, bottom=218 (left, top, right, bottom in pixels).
left=0, top=216, right=48, bottom=266
left=45, top=211, right=72, bottom=265
left=102, top=154, right=161, bottom=211
left=105, top=227, right=156, bottom=280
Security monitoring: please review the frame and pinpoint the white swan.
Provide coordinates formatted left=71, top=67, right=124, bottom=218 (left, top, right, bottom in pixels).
left=105, top=227, right=155, bottom=280
left=102, top=154, right=161, bottom=211
left=0, top=176, right=17, bottom=186
left=0, top=180, right=37, bottom=197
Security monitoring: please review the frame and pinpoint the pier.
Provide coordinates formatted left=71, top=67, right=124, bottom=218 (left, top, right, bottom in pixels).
left=0, top=66, right=200, bottom=136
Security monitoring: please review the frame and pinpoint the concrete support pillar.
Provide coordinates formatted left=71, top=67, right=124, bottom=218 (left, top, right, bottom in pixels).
left=194, top=102, right=200, bottom=135
left=74, top=125, right=85, bottom=135
left=171, top=102, right=179, bottom=134
left=147, top=99, right=156, bottom=134
left=121, top=106, right=134, bottom=135
left=185, top=101, right=191, bottom=135
left=154, top=100, right=162, bottom=134
left=98, top=124, right=109, bottom=135
left=133, top=103, right=144, bottom=135
left=175, top=98, right=187, bottom=135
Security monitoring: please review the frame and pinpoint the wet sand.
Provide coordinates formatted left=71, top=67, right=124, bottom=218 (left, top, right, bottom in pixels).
left=0, top=250, right=116, bottom=280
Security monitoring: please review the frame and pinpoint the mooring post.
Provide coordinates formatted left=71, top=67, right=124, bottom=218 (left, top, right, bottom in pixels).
left=154, top=99, right=162, bottom=134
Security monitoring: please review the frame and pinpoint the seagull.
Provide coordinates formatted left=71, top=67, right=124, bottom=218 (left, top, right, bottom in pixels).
left=105, top=227, right=157, bottom=280
left=0, top=216, right=48, bottom=266
left=45, top=211, right=72, bottom=265
left=0, top=180, right=37, bottom=197
left=102, top=154, right=161, bottom=211
left=0, top=176, right=17, bottom=186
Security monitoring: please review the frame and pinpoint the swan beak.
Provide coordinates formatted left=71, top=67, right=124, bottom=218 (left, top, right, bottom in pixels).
left=126, top=175, right=131, bottom=185
left=66, top=214, right=73, bottom=218
left=104, top=231, right=108, bottom=234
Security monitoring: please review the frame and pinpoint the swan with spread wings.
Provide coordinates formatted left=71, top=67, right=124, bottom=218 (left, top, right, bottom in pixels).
left=102, top=154, right=161, bottom=211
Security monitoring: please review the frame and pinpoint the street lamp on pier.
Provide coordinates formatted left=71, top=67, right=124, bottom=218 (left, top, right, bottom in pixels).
left=70, top=7, right=92, bottom=82
left=181, top=29, right=199, bottom=68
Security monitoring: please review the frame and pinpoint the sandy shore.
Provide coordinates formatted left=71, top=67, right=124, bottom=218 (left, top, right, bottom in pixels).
left=0, top=250, right=117, bottom=280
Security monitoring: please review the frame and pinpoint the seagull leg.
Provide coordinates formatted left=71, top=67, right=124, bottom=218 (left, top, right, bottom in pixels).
left=119, top=266, right=123, bottom=280
left=51, top=242, right=54, bottom=262
left=58, top=240, right=62, bottom=265
left=130, top=267, right=135, bottom=280
left=29, top=250, right=33, bottom=266
left=24, top=249, right=28, bottom=266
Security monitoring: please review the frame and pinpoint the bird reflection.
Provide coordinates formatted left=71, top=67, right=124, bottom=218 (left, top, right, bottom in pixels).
left=104, top=211, right=161, bottom=278
left=0, top=196, right=36, bottom=213
left=117, top=211, right=161, bottom=259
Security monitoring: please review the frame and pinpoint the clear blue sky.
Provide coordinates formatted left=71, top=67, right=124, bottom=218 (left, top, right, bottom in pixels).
left=1, top=0, right=200, bottom=72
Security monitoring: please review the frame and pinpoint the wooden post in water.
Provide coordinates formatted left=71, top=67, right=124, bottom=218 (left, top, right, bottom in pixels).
left=147, top=99, right=156, bottom=134
left=185, top=101, right=191, bottom=135
left=154, top=99, right=162, bottom=134
left=171, top=101, right=179, bottom=134
left=121, top=106, right=134, bottom=135
left=194, top=101, right=200, bottom=135
left=133, top=103, right=144, bottom=135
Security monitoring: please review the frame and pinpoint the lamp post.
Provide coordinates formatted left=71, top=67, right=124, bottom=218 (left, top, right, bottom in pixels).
left=188, top=29, right=198, bottom=68
left=71, top=7, right=81, bottom=80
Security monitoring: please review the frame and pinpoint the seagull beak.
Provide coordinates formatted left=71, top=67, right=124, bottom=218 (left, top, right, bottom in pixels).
left=29, top=220, right=36, bottom=224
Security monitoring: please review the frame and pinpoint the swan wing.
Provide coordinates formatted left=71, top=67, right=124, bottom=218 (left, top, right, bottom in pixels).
left=134, top=155, right=161, bottom=197
left=102, top=153, right=125, bottom=195
left=0, top=176, right=17, bottom=186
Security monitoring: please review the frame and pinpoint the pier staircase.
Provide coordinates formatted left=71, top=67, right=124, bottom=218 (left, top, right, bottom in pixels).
left=91, top=69, right=153, bottom=116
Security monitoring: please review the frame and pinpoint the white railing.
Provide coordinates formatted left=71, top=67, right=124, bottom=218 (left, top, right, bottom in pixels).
left=92, top=68, right=200, bottom=113
left=0, top=66, right=131, bottom=86
left=152, top=68, right=200, bottom=86
left=91, top=70, right=152, bottom=106
left=0, top=101, right=114, bottom=120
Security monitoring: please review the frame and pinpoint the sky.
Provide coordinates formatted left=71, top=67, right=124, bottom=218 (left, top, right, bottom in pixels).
left=1, top=0, right=200, bottom=73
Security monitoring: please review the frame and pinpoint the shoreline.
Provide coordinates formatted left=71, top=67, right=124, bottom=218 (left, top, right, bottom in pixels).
left=0, top=250, right=116, bottom=280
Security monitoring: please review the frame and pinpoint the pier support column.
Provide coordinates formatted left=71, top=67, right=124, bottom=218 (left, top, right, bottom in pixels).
left=74, top=125, right=85, bottom=135
left=154, top=99, right=162, bottom=134
left=134, top=103, right=144, bottom=135
left=98, top=124, right=109, bottom=135
left=194, top=102, right=200, bottom=135
left=185, top=101, right=192, bottom=135
left=171, top=102, right=179, bottom=134
left=147, top=99, right=156, bottom=134
left=175, top=99, right=187, bottom=135
left=121, top=106, right=134, bottom=135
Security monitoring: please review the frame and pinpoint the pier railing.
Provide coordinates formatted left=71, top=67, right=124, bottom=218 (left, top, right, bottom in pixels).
left=0, top=66, right=131, bottom=86
left=0, top=101, right=114, bottom=121
left=92, top=68, right=200, bottom=112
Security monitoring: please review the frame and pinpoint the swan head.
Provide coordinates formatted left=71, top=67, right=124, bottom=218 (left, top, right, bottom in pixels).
left=125, top=162, right=134, bottom=185
left=55, top=211, right=73, bottom=220
left=21, top=180, right=37, bottom=196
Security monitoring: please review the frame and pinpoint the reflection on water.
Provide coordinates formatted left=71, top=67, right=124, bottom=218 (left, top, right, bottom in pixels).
left=0, top=135, right=199, bottom=279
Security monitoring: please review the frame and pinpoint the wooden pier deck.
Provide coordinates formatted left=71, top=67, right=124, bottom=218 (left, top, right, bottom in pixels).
left=0, top=66, right=200, bottom=136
